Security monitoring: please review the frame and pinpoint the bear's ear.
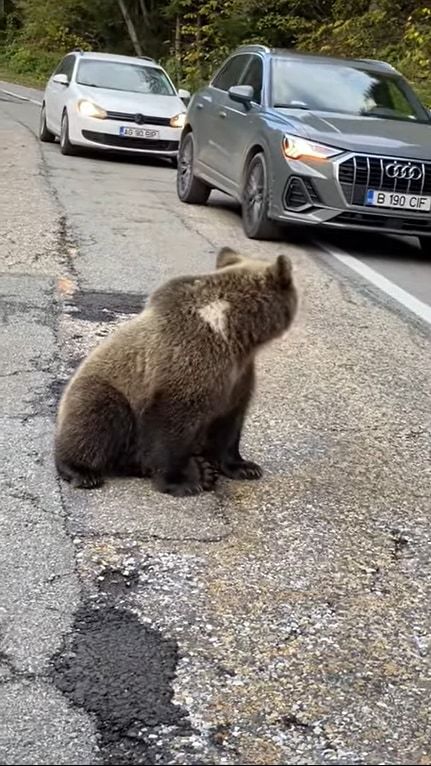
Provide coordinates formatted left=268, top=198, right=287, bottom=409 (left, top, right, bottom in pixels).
left=272, top=254, right=292, bottom=287
left=216, top=246, right=242, bottom=269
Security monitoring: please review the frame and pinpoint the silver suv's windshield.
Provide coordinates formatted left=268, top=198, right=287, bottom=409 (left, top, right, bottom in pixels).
left=271, top=58, right=429, bottom=123
left=76, top=60, right=175, bottom=96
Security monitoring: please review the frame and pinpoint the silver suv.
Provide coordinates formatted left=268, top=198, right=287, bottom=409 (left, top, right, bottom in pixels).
left=176, top=45, right=431, bottom=252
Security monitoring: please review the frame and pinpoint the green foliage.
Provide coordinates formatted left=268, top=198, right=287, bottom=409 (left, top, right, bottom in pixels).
left=0, top=0, right=429, bottom=102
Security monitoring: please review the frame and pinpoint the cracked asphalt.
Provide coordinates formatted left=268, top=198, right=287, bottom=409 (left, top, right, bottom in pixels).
left=0, top=82, right=430, bottom=766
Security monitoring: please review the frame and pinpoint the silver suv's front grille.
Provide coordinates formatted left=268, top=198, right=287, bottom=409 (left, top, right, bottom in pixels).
left=338, top=155, right=431, bottom=207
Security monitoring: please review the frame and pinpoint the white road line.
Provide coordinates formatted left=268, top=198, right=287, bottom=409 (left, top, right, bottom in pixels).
left=316, top=240, right=431, bottom=327
left=0, top=86, right=42, bottom=106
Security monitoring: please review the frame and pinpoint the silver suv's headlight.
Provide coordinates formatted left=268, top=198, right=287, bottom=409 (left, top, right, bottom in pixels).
left=282, top=134, right=342, bottom=161
left=77, top=100, right=107, bottom=119
left=170, top=112, right=186, bottom=128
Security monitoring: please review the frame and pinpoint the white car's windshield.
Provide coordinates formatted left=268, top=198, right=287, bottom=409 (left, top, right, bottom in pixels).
left=76, top=60, right=175, bottom=96
left=271, top=59, right=429, bottom=123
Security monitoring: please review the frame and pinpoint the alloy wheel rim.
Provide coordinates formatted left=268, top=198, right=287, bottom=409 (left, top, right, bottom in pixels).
left=245, top=161, right=264, bottom=226
left=60, top=117, right=66, bottom=147
left=40, top=107, right=45, bottom=135
left=178, top=138, right=193, bottom=195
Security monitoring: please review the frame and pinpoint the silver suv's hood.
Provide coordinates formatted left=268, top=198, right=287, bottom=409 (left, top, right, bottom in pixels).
left=275, top=109, right=431, bottom=160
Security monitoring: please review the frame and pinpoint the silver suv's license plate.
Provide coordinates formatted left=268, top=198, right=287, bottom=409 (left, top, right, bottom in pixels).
left=366, top=190, right=431, bottom=212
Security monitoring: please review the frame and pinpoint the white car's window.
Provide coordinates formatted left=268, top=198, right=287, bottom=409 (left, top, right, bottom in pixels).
left=271, top=58, right=429, bottom=123
left=76, top=60, right=175, bottom=96
left=62, top=55, right=76, bottom=81
left=54, top=54, right=75, bottom=79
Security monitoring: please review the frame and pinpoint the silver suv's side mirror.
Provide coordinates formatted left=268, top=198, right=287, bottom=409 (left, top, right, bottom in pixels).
left=53, top=73, right=69, bottom=86
left=228, top=85, right=254, bottom=105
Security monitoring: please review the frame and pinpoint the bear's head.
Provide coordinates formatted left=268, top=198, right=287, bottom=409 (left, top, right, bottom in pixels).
left=215, top=247, right=298, bottom=344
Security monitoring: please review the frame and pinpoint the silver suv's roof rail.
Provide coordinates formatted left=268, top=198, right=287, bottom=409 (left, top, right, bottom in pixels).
left=138, top=55, right=156, bottom=62
left=234, top=44, right=270, bottom=54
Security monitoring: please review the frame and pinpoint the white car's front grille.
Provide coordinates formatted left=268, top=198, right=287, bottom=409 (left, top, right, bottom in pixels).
left=105, top=111, right=171, bottom=126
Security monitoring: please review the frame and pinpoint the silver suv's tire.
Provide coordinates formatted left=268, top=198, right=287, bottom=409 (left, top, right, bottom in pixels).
left=242, top=152, right=280, bottom=240
left=419, top=236, right=430, bottom=256
left=177, top=132, right=211, bottom=205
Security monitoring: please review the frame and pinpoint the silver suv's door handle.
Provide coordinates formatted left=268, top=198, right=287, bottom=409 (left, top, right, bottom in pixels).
left=219, top=110, right=227, bottom=118
left=196, top=102, right=204, bottom=109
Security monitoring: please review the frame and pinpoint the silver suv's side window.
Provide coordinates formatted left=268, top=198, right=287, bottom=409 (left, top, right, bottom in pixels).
left=240, top=55, right=263, bottom=104
left=212, top=54, right=251, bottom=91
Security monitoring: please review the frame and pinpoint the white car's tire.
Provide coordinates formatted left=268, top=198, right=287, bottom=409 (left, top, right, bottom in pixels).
left=60, top=112, right=79, bottom=156
left=39, top=104, right=55, bottom=143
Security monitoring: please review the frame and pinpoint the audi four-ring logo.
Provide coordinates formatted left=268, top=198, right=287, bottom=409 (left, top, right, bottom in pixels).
left=385, top=162, right=423, bottom=180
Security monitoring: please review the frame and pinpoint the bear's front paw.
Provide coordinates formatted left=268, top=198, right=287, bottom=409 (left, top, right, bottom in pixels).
left=156, top=478, right=204, bottom=497
left=192, top=455, right=218, bottom=491
left=221, top=459, right=263, bottom=481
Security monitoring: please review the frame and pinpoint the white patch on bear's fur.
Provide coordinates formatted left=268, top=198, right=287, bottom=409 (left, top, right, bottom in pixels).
left=198, top=299, right=230, bottom=339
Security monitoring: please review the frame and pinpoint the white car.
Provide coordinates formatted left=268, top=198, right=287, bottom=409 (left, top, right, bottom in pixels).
left=39, top=50, right=190, bottom=164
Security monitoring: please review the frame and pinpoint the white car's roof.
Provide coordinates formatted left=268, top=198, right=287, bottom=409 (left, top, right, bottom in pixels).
left=71, top=51, right=161, bottom=69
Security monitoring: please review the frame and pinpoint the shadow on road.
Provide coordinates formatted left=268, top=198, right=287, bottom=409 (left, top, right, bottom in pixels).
left=206, top=191, right=427, bottom=263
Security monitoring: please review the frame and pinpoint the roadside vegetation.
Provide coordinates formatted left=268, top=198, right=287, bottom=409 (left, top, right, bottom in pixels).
left=0, top=0, right=430, bottom=104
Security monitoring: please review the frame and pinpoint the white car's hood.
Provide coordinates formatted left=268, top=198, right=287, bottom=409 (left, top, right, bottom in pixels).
left=77, top=86, right=185, bottom=117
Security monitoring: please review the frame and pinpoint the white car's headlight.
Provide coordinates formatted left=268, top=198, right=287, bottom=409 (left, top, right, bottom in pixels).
left=170, top=112, right=186, bottom=128
left=282, top=134, right=342, bottom=161
left=77, top=100, right=107, bottom=119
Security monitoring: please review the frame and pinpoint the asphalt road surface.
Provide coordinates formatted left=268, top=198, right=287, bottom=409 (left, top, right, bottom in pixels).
left=0, top=81, right=430, bottom=766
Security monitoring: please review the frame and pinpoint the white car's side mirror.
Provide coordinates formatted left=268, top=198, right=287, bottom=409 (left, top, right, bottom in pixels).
left=178, top=88, right=191, bottom=101
left=53, top=73, right=69, bottom=86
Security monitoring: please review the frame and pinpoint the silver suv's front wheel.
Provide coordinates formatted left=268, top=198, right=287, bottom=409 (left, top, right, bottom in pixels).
left=176, top=132, right=211, bottom=205
left=242, top=152, right=279, bottom=240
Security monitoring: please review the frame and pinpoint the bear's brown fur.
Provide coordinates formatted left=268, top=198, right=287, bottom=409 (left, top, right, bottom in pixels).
left=54, top=247, right=298, bottom=496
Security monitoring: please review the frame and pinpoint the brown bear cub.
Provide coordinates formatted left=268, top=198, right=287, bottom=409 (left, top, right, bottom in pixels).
left=55, top=247, right=298, bottom=497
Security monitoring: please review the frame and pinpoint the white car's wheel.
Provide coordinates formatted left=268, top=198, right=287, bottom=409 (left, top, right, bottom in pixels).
left=39, top=104, right=55, bottom=143
left=60, top=112, right=78, bottom=156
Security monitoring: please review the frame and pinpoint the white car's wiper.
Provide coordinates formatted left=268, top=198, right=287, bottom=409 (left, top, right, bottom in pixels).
left=79, top=82, right=102, bottom=88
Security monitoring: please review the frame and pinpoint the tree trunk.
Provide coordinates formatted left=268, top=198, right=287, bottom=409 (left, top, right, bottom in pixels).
left=175, top=14, right=181, bottom=86
left=138, top=0, right=150, bottom=28
left=117, top=0, right=143, bottom=56
left=196, top=14, right=202, bottom=82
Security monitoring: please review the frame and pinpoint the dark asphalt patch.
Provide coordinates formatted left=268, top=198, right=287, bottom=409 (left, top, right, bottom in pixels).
left=51, top=603, right=190, bottom=765
left=65, top=290, right=146, bottom=323
left=96, top=566, right=141, bottom=597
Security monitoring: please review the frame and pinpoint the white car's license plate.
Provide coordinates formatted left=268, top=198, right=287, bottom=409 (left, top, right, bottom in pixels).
left=119, top=126, right=160, bottom=139
left=366, top=189, right=431, bottom=212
